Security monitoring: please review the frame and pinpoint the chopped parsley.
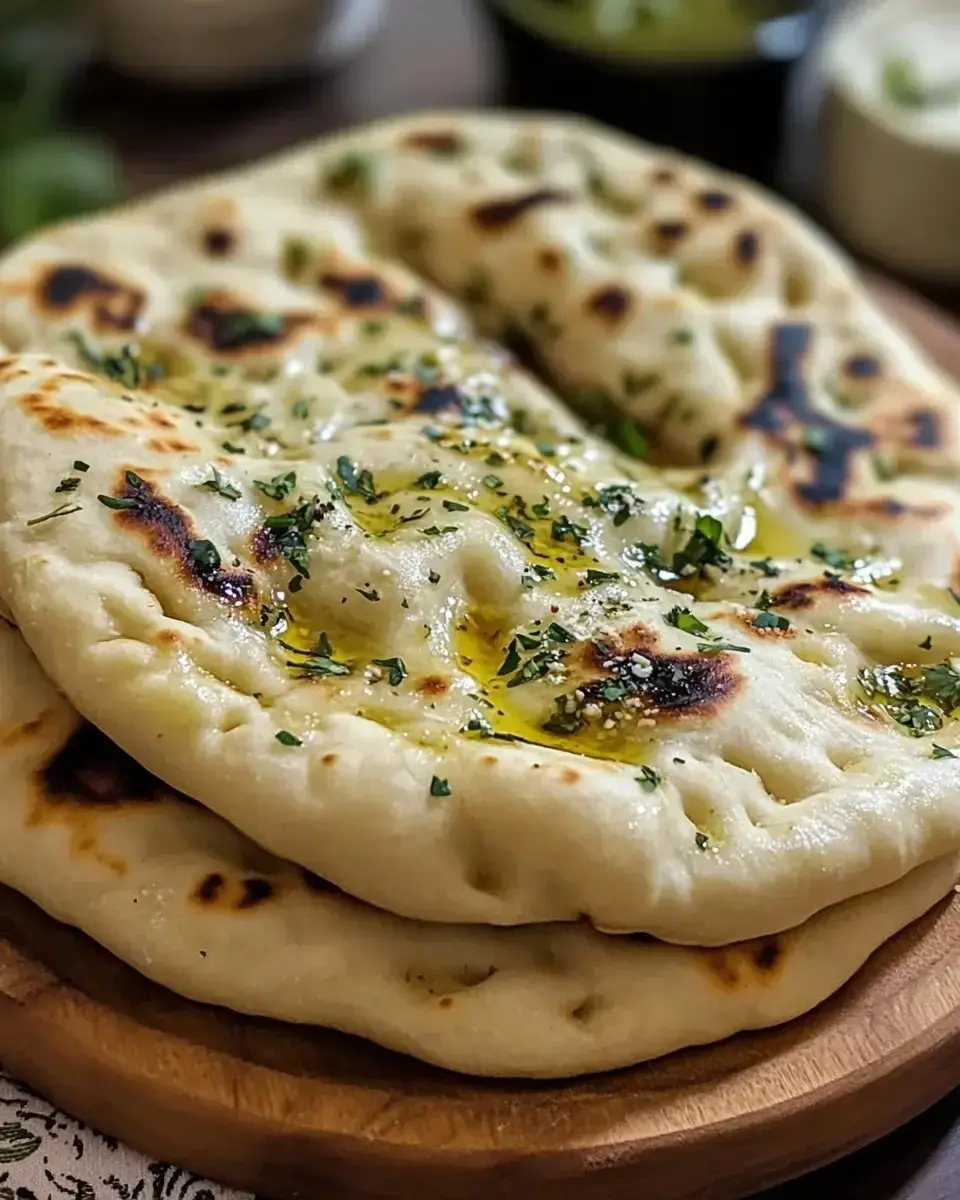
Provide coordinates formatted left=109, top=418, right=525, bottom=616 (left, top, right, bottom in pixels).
left=590, top=483, right=643, bottom=528
left=637, top=766, right=661, bottom=792
left=281, top=235, right=312, bottom=280
left=356, top=587, right=380, bottom=602
left=415, top=470, right=443, bottom=489
left=695, top=832, right=710, bottom=851
left=585, top=569, right=621, bottom=587
left=857, top=664, right=951, bottom=736
left=673, top=513, right=731, bottom=576
left=26, top=503, right=82, bottom=526
left=752, top=611, right=790, bottom=632
left=665, top=607, right=709, bottom=637
left=482, top=474, right=503, bottom=490
left=97, top=494, right=139, bottom=511
left=611, top=418, right=648, bottom=461
left=430, top=775, right=452, bottom=797
left=275, top=729, right=303, bottom=747
left=336, top=456, right=384, bottom=504
left=428, top=569, right=441, bottom=584
left=263, top=496, right=330, bottom=578
left=421, top=525, right=458, bottom=536
left=255, top=471, right=297, bottom=501
left=187, top=538, right=221, bottom=572
left=933, top=744, right=957, bottom=759
left=55, top=476, right=81, bottom=493
left=921, top=635, right=933, bottom=650
left=697, top=641, right=750, bottom=655
left=443, top=499, right=469, bottom=512
left=73, top=460, right=89, bottom=472
left=371, top=657, right=407, bottom=686
left=323, top=151, right=372, bottom=191
left=522, top=563, right=555, bottom=588
left=283, top=633, right=351, bottom=678
left=200, top=466, right=241, bottom=501
left=551, top=514, right=588, bottom=547
left=750, top=557, right=781, bottom=577
left=69, top=333, right=163, bottom=389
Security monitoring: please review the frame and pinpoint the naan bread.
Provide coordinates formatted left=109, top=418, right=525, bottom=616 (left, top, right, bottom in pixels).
left=314, top=112, right=960, bottom=583
left=2, top=353, right=960, bottom=946
left=0, top=112, right=959, bottom=584
left=1, top=113, right=960, bottom=943
left=1, top=621, right=955, bottom=1077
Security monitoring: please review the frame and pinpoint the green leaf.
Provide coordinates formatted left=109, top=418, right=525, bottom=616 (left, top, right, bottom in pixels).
left=0, top=134, right=120, bottom=242
left=611, top=418, right=648, bottom=461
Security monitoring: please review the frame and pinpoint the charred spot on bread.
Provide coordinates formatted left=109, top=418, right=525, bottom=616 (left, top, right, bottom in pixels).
left=471, top=189, right=572, bottom=233
left=104, top=469, right=256, bottom=607
left=586, top=285, right=633, bottom=327
left=36, top=264, right=146, bottom=332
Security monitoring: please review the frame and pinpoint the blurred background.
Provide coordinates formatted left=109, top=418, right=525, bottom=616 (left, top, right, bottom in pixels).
left=1, top=0, right=957, bottom=307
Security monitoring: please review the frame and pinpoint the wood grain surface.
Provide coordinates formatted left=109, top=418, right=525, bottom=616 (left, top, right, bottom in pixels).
left=1, top=831, right=960, bottom=1198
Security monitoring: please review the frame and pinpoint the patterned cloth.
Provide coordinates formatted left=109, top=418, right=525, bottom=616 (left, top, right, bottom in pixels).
left=0, top=1070, right=246, bottom=1200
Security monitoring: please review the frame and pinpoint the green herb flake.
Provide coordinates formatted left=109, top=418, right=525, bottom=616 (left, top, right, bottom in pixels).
left=933, top=743, right=957, bottom=759
left=200, top=465, right=241, bottom=501
left=421, top=525, right=458, bottom=536
left=522, top=563, right=555, bottom=588
left=55, top=476, right=81, bottom=493
left=585, top=569, right=621, bottom=587
left=443, top=499, right=469, bottom=512
left=497, top=640, right=522, bottom=677
left=428, top=569, right=441, bottom=584
left=255, top=471, right=297, bottom=502
left=752, top=611, right=790, bottom=632
left=337, top=456, right=384, bottom=504
left=637, top=766, right=662, bottom=792
left=695, top=831, right=710, bottom=851
left=665, top=606, right=709, bottom=637
left=187, top=538, right=221, bottom=573
left=371, top=657, right=407, bottom=686
left=920, top=635, right=933, bottom=650
left=482, top=474, right=503, bottom=490
left=697, top=641, right=750, bottom=655
left=430, top=775, right=452, bottom=797
left=97, top=495, right=139, bottom=511
left=611, top=418, right=648, bottom=461
left=275, top=729, right=303, bottom=747
left=673, top=513, right=731, bottom=576
left=323, top=151, right=372, bottom=191
left=281, top=236, right=312, bottom=280
left=750, top=557, right=781, bottom=577
left=27, top=503, right=82, bottom=526
left=73, top=460, right=90, bottom=472
left=356, top=587, right=380, bottom=602
left=551, top=514, right=589, bottom=547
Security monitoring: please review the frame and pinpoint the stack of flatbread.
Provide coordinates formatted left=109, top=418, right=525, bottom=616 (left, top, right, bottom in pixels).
left=0, top=111, right=958, bottom=1078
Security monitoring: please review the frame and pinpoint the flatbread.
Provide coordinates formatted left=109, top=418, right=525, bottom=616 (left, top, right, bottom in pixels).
left=1, top=113, right=960, bottom=943
left=2, top=351, right=960, bottom=947
left=315, top=111, right=960, bottom=584
left=0, top=112, right=959, bottom=584
left=0, top=620, right=955, bottom=1078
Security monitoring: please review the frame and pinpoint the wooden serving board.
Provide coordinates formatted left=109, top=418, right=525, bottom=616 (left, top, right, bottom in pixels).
left=2, top=280, right=960, bottom=1200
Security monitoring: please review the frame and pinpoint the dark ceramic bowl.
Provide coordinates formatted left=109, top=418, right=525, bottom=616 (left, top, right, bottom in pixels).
left=482, top=0, right=828, bottom=187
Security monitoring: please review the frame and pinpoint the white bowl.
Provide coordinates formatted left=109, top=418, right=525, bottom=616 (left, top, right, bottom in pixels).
left=88, top=0, right=385, bottom=89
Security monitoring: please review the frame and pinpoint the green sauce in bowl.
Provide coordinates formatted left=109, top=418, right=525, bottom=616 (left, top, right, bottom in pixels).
left=494, top=0, right=806, bottom=63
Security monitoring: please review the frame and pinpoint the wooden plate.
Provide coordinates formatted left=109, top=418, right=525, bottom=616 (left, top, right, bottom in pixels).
left=1, top=280, right=960, bottom=1200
